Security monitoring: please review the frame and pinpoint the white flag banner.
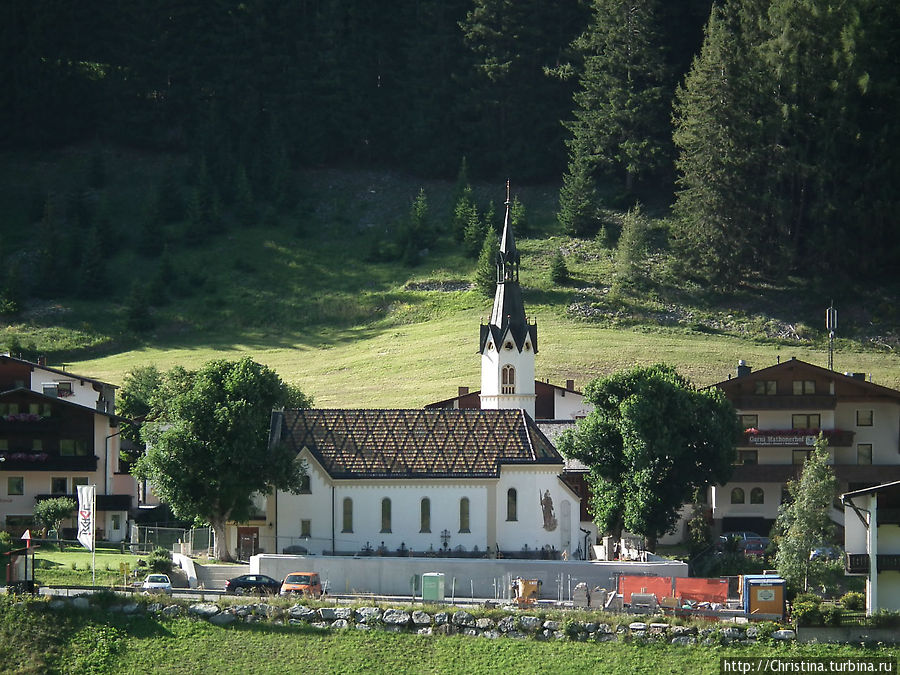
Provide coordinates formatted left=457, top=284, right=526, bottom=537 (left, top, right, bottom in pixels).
left=76, top=484, right=95, bottom=552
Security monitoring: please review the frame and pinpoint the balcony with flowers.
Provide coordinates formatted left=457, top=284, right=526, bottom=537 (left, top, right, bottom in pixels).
left=741, top=427, right=854, bottom=448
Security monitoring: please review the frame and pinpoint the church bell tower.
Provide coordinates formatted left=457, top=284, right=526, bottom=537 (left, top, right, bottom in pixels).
left=479, top=182, right=537, bottom=418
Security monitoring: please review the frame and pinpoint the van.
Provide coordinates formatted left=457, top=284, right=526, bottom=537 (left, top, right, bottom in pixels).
left=280, top=572, right=323, bottom=597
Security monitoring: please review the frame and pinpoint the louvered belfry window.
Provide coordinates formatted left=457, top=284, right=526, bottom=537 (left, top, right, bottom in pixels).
left=501, top=365, right=516, bottom=394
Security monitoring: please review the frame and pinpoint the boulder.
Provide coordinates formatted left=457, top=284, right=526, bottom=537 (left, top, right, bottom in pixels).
left=318, top=607, right=338, bottom=621
left=355, top=607, right=383, bottom=624
left=543, top=620, right=560, bottom=631
left=671, top=636, right=694, bottom=646
left=72, top=597, right=90, bottom=610
left=497, top=616, right=516, bottom=633
left=121, top=603, right=140, bottom=614
left=452, top=611, right=476, bottom=627
left=382, top=609, right=411, bottom=626
left=412, top=610, right=432, bottom=626
left=475, top=618, right=495, bottom=630
left=772, top=629, right=796, bottom=641
left=330, top=619, right=349, bottom=629
left=518, top=615, right=542, bottom=632
left=434, top=612, right=450, bottom=625
left=629, top=622, right=647, bottom=631
left=161, top=605, right=181, bottom=617
left=334, top=607, right=353, bottom=621
left=188, top=603, right=221, bottom=618
left=210, top=612, right=237, bottom=627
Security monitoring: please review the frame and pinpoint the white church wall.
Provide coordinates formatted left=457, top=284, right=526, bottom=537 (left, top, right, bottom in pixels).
left=552, top=389, right=592, bottom=420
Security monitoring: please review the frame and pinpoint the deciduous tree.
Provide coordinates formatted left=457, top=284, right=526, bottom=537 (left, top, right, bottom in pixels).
left=33, top=497, right=76, bottom=544
left=135, top=358, right=312, bottom=562
left=557, top=364, right=738, bottom=550
left=773, top=436, right=838, bottom=593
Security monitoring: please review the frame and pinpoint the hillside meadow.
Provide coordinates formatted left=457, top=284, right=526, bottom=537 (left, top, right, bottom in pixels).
left=1, top=149, right=898, bottom=404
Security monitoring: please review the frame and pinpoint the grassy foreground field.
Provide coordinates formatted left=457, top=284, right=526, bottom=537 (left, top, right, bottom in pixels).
left=2, top=599, right=897, bottom=675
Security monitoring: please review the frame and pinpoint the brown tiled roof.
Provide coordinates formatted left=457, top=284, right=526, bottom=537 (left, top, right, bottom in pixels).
left=271, top=409, right=563, bottom=479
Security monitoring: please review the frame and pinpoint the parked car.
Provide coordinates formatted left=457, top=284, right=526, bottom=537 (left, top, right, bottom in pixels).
left=141, top=574, right=172, bottom=594
left=280, top=572, right=323, bottom=597
left=717, top=531, right=769, bottom=551
left=810, top=545, right=842, bottom=561
left=224, top=574, right=282, bottom=596
left=741, top=539, right=767, bottom=558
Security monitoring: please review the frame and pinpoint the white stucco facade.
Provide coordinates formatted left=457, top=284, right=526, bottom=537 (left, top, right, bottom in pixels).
left=480, top=330, right=536, bottom=418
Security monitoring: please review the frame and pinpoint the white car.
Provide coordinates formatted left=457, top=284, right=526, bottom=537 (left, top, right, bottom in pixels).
left=141, top=573, right=173, bottom=594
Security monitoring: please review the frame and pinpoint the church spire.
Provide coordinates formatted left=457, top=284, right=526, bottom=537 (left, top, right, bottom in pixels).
left=479, top=181, right=537, bottom=418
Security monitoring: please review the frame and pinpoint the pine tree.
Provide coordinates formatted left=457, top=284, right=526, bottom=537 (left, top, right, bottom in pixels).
left=234, top=165, right=255, bottom=228
left=452, top=187, right=476, bottom=242
left=474, top=230, right=499, bottom=297
left=463, top=206, right=488, bottom=258
left=558, top=145, right=600, bottom=237
left=564, top=0, right=671, bottom=193
left=550, top=249, right=569, bottom=285
left=615, top=204, right=651, bottom=288
left=510, top=195, right=528, bottom=237
left=78, top=226, right=106, bottom=298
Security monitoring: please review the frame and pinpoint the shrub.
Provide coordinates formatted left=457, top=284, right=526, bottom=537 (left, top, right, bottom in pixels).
left=841, top=591, right=865, bottom=611
left=870, top=609, right=900, bottom=629
left=820, top=604, right=843, bottom=627
left=147, top=547, right=173, bottom=574
left=793, top=592, right=822, bottom=606
left=550, top=250, right=569, bottom=285
left=791, top=601, right=823, bottom=626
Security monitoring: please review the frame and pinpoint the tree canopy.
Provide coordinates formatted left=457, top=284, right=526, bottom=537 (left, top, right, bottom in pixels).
left=134, top=358, right=312, bottom=562
left=773, top=436, right=839, bottom=593
left=33, top=496, right=76, bottom=542
left=557, top=363, right=738, bottom=549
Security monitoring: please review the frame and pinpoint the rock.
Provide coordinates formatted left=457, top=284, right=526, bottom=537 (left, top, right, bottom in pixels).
left=462, top=628, right=479, bottom=637
left=334, top=607, right=353, bottom=621
left=412, top=610, right=432, bottom=626
left=434, top=624, right=456, bottom=636
left=417, top=627, right=433, bottom=636
left=497, top=616, right=516, bottom=633
left=121, top=603, right=140, bottom=614
left=147, top=603, right=163, bottom=613
left=318, top=607, right=338, bottom=621
left=595, top=633, right=617, bottom=642
left=518, top=615, right=542, bottom=632
left=475, top=618, right=495, bottom=630
left=330, top=619, right=349, bottom=629
left=355, top=607, right=382, bottom=624
left=543, top=620, right=560, bottom=631
left=434, top=612, right=449, bottom=625
left=671, top=625, right=695, bottom=636
left=584, top=622, right=598, bottom=633
left=355, top=623, right=372, bottom=631
left=723, top=627, right=744, bottom=639
left=72, top=597, right=90, bottom=610
left=506, top=630, right=527, bottom=640
left=49, top=600, right=68, bottom=611
left=772, top=629, right=796, bottom=641
left=481, top=630, right=500, bottom=639
left=382, top=609, right=411, bottom=626
left=649, top=623, right=669, bottom=634
left=161, top=605, right=181, bottom=617
left=745, top=626, right=759, bottom=639
left=289, top=605, right=317, bottom=621
left=629, top=622, right=648, bottom=631
left=210, top=612, right=237, bottom=626
left=452, top=611, right=475, bottom=627
left=288, top=618, right=304, bottom=625
left=671, top=636, right=694, bottom=646
left=234, top=606, right=251, bottom=617
left=596, top=623, right=613, bottom=634
left=311, top=621, right=330, bottom=629
left=188, top=603, right=221, bottom=618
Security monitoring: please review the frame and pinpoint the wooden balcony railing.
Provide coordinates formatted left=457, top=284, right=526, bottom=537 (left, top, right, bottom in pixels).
left=845, top=553, right=900, bottom=574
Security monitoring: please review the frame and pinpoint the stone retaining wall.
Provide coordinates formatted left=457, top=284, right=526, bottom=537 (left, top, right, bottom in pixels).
left=40, top=596, right=801, bottom=646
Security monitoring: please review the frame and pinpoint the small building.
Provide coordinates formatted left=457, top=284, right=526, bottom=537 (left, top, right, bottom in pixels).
left=842, top=480, right=900, bottom=613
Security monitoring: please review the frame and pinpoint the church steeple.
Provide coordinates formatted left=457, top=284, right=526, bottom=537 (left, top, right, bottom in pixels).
left=479, top=182, right=537, bottom=417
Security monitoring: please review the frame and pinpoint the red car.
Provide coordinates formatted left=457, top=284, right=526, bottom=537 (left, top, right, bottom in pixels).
left=741, top=540, right=767, bottom=558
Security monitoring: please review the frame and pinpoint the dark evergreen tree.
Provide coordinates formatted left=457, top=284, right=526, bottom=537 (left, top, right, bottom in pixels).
left=550, top=249, right=569, bottom=285
left=558, top=140, right=601, bottom=237
left=474, top=230, right=499, bottom=297
left=78, top=226, right=106, bottom=298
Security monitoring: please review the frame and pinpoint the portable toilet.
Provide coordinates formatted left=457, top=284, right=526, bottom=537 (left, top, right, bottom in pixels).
left=421, top=573, right=445, bottom=602
left=741, top=574, right=786, bottom=619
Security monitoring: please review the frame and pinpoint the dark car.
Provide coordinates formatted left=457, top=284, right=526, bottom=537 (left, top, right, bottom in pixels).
left=224, top=574, right=282, bottom=596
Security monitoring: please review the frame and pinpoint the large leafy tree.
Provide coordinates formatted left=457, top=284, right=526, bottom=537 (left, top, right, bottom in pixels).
left=135, top=358, right=312, bottom=562
left=773, top=436, right=838, bottom=593
left=557, top=364, right=738, bottom=550
left=117, top=364, right=164, bottom=462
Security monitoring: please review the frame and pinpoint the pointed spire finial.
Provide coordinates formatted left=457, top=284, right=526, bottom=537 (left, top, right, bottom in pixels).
left=505, top=179, right=510, bottom=205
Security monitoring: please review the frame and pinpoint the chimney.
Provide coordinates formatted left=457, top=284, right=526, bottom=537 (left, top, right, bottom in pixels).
left=566, top=379, right=575, bottom=392
left=458, top=386, right=469, bottom=397
left=737, top=360, right=751, bottom=378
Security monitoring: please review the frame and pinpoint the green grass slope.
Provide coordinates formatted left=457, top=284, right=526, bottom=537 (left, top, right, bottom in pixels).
left=2, top=147, right=898, bottom=406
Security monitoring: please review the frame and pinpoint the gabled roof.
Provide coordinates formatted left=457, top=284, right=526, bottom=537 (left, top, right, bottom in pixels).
left=712, top=358, right=900, bottom=401
left=0, top=387, right=125, bottom=423
left=0, top=354, right=117, bottom=389
left=270, top=408, right=564, bottom=480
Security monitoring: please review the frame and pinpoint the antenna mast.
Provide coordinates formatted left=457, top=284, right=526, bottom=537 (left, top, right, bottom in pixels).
left=826, top=302, right=838, bottom=371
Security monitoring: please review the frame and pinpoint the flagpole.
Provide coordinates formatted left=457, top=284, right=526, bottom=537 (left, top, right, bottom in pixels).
left=92, top=483, right=96, bottom=587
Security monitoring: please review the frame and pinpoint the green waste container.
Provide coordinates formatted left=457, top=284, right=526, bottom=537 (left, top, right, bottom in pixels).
left=421, top=573, right=445, bottom=601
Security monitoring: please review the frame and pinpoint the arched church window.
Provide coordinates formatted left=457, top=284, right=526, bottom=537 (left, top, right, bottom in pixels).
left=420, top=497, right=431, bottom=533
left=342, top=498, right=353, bottom=533
left=507, top=488, right=517, bottom=521
left=504, top=342, right=513, bottom=350
left=459, top=497, right=470, bottom=533
left=381, top=498, right=392, bottom=533
left=730, top=488, right=745, bottom=504
left=750, top=487, right=764, bottom=504
left=502, top=365, right=515, bottom=394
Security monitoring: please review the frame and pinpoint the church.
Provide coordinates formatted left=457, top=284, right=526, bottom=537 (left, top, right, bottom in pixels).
left=256, top=188, right=594, bottom=561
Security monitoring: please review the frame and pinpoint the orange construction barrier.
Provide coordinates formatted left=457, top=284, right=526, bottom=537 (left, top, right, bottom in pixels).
left=618, top=575, right=673, bottom=603
left=674, top=577, right=728, bottom=604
